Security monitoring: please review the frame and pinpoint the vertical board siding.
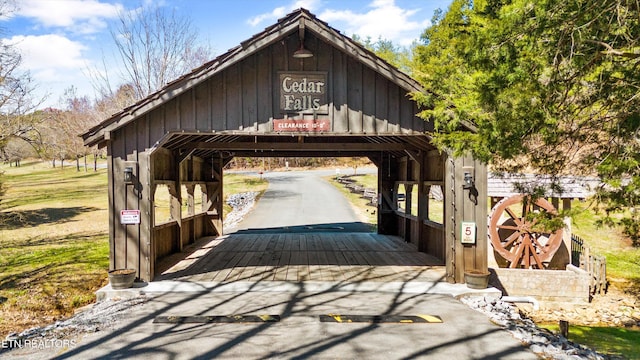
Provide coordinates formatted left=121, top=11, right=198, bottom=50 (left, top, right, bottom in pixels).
left=347, top=57, right=363, bottom=133
left=241, top=56, right=258, bottom=130
left=120, top=33, right=426, bottom=149
left=182, top=89, right=196, bottom=130
left=400, top=97, right=413, bottom=134
left=414, top=103, right=428, bottom=133
left=316, top=39, right=333, bottom=129
left=362, top=67, right=376, bottom=134
left=410, top=219, right=420, bottom=248
left=123, top=124, right=137, bottom=156
left=195, top=82, right=210, bottom=130
left=424, top=224, right=445, bottom=262
left=388, top=83, right=400, bottom=133
left=375, top=73, right=388, bottom=132
left=164, top=98, right=178, bottom=131
left=115, top=32, right=429, bottom=160
left=332, top=47, right=347, bottom=133
left=137, top=115, right=149, bottom=150
left=154, top=224, right=179, bottom=259
left=226, top=64, right=242, bottom=130
left=210, top=73, right=225, bottom=131
left=304, top=35, right=320, bottom=71
left=426, top=151, right=445, bottom=181
left=148, top=107, right=164, bottom=145
left=256, top=48, right=272, bottom=132
left=271, top=42, right=286, bottom=123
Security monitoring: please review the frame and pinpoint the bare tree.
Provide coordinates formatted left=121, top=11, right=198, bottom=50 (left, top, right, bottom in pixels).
left=0, top=3, right=46, bottom=151
left=38, top=87, right=104, bottom=171
left=108, top=4, right=211, bottom=101
left=0, top=0, right=46, bottom=203
left=59, top=87, right=96, bottom=171
left=92, top=83, right=136, bottom=121
left=1, top=137, right=37, bottom=166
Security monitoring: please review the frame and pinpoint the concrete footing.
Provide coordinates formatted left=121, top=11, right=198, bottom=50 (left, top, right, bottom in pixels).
left=97, top=280, right=502, bottom=301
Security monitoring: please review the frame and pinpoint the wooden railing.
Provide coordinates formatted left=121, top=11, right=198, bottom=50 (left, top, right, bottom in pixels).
left=571, top=234, right=607, bottom=295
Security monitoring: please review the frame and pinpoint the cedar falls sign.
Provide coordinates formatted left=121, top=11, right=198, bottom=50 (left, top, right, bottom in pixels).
left=275, top=71, right=330, bottom=132
left=279, top=72, right=326, bottom=112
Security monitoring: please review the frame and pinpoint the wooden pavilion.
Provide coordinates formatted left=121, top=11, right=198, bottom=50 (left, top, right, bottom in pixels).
left=82, top=8, right=487, bottom=283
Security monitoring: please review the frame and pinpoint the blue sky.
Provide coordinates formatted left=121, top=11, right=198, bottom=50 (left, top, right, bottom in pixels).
left=1, top=0, right=452, bottom=109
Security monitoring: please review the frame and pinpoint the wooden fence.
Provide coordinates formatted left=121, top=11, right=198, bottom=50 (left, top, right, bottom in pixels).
left=336, top=175, right=377, bottom=206
left=571, top=234, right=607, bottom=295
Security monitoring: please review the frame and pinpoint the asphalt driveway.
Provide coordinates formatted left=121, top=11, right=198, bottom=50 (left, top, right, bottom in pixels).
left=9, top=288, right=537, bottom=359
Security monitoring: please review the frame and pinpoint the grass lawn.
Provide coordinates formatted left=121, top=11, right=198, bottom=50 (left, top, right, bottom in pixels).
left=0, top=161, right=110, bottom=336
left=570, top=200, right=640, bottom=294
left=538, top=324, right=640, bottom=359
left=0, top=161, right=267, bottom=337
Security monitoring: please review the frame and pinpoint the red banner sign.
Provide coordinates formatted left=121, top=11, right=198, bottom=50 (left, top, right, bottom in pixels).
left=273, top=119, right=330, bottom=132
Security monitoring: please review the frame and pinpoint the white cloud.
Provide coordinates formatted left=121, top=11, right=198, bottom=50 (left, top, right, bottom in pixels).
left=5, top=33, right=96, bottom=106
left=15, top=0, right=123, bottom=34
left=7, top=34, right=89, bottom=74
left=246, top=0, right=429, bottom=46
left=247, top=0, right=321, bottom=27
left=320, top=0, right=430, bottom=46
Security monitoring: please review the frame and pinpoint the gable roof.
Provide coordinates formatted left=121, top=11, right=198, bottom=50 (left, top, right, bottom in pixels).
left=82, top=8, right=424, bottom=147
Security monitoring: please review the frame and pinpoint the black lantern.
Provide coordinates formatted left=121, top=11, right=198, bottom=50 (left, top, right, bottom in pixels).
left=462, top=168, right=474, bottom=190
left=124, top=167, right=134, bottom=184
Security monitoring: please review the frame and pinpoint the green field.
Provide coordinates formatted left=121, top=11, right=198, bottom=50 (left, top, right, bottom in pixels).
left=0, top=161, right=110, bottom=335
left=0, top=161, right=266, bottom=336
left=538, top=324, right=640, bottom=359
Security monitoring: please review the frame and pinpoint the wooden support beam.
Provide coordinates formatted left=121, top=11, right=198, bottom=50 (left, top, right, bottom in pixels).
left=177, top=149, right=196, bottom=164
left=404, top=149, right=420, bottom=163
left=184, top=141, right=415, bottom=152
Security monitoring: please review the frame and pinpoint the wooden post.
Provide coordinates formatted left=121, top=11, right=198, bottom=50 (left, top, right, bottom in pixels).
left=378, top=154, right=399, bottom=236
left=444, top=156, right=456, bottom=283
left=559, top=320, right=569, bottom=339
left=139, top=151, right=153, bottom=282
left=106, top=145, right=116, bottom=271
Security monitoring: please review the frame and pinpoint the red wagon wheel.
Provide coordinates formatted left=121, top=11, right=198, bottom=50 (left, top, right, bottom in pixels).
left=489, top=194, right=563, bottom=269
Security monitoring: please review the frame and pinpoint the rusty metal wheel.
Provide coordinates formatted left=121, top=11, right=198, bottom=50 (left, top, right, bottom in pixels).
left=489, top=194, right=563, bottom=269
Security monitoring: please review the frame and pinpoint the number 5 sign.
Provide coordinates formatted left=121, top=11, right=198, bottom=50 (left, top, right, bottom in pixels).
left=460, top=222, right=476, bottom=244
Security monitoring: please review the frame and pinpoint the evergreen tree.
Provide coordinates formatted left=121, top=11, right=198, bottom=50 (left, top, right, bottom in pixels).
left=413, top=0, right=640, bottom=244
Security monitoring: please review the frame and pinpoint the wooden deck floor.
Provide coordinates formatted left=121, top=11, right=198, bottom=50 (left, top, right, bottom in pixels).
left=156, top=232, right=446, bottom=283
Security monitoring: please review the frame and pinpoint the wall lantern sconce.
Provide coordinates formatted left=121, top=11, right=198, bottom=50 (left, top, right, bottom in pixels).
left=293, top=18, right=313, bottom=59
left=462, top=166, right=474, bottom=190
left=462, top=165, right=478, bottom=205
left=124, top=166, right=134, bottom=184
